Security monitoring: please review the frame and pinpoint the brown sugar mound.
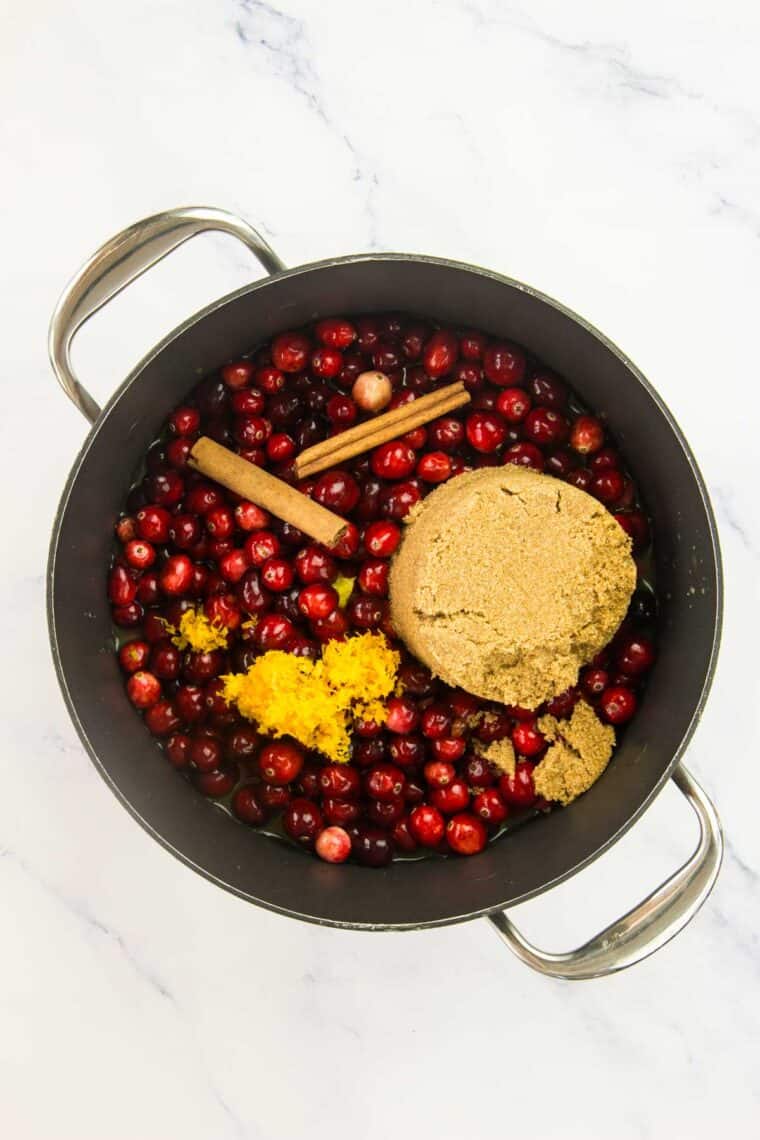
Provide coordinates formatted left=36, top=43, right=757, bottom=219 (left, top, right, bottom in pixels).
left=534, top=699, right=616, bottom=804
left=389, top=466, right=635, bottom=707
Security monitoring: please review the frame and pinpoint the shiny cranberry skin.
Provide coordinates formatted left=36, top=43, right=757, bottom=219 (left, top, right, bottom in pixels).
left=320, top=798, right=360, bottom=827
left=483, top=342, right=526, bottom=387
left=591, top=468, right=625, bottom=505
left=388, top=735, right=425, bottom=768
left=379, top=480, right=421, bottom=520
left=316, top=317, right=356, bottom=349
left=331, top=521, right=360, bottom=560
left=353, top=738, right=387, bottom=768
left=123, top=539, right=155, bottom=572
left=589, top=447, right=620, bottom=473
left=118, top=640, right=151, bottom=673
left=165, top=436, right=193, bottom=469
left=126, top=671, right=161, bottom=709
left=545, top=686, right=580, bottom=718
left=391, top=817, right=418, bottom=852
left=313, top=470, right=361, bottom=513
left=458, top=330, right=487, bottom=360
left=272, top=332, right=311, bottom=373
left=356, top=558, right=387, bottom=597
left=235, top=502, right=270, bottom=532
left=189, top=734, right=223, bottom=772
left=183, top=649, right=225, bottom=684
left=408, top=804, right=445, bottom=846
left=315, top=826, right=352, bottom=863
left=472, top=788, right=508, bottom=825
left=204, top=592, right=241, bottom=631
left=243, top=530, right=280, bottom=567
left=202, top=506, right=233, bottom=541
left=295, top=583, right=336, bottom=620
left=319, top=764, right=360, bottom=798
left=615, top=510, right=650, bottom=551
left=499, top=762, right=536, bottom=807
left=232, top=784, right=267, bottom=825
left=283, top=798, right=323, bottom=848
left=308, top=347, right=341, bottom=379
left=259, top=783, right=292, bottom=812
left=423, top=760, right=456, bottom=788
left=429, top=415, right=465, bottom=453
left=216, top=549, right=248, bottom=585
left=254, top=614, right=296, bottom=651
left=385, top=697, right=419, bottom=735
left=224, top=726, right=259, bottom=763
left=529, top=373, right=568, bottom=409
left=400, top=322, right=430, bottom=360
left=184, top=485, right=224, bottom=516
left=570, top=415, right=605, bottom=455
left=362, top=520, right=400, bottom=558
left=312, top=609, right=350, bottom=641
left=446, top=812, right=487, bottom=855
left=370, top=441, right=416, bottom=481
left=219, top=359, right=253, bottom=389
left=429, top=737, right=466, bottom=763
left=157, top=555, right=192, bottom=597
left=108, top=564, right=137, bottom=606
left=234, top=414, right=270, bottom=448
left=144, top=700, right=181, bottom=737
left=504, top=442, right=544, bottom=471
left=175, top=684, right=207, bottom=724
left=430, top=779, right=468, bottom=815
left=237, top=568, right=271, bottom=615
left=581, top=668, right=609, bottom=700
left=466, top=411, right=507, bottom=453
left=255, top=366, right=284, bottom=395
left=352, top=824, right=393, bottom=867
left=325, top=394, right=358, bottom=428
left=165, top=732, right=192, bottom=769
left=496, top=387, right=531, bottom=423
left=294, top=545, right=337, bottom=584
left=367, top=797, right=405, bottom=829
left=567, top=467, right=593, bottom=492
left=524, top=407, right=569, bottom=447
left=259, top=741, right=304, bottom=785
left=423, top=330, right=458, bottom=378
left=259, top=557, right=294, bottom=593
left=419, top=705, right=451, bottom=741
left=194, top=764, right=239, bottom=798
left=230, top=389, right=265, bottom=416
left=266, top=433, right=296, bottom=464
left=511, top=721, right=546, bottom=757
left=169, top=406, right=201, bottom=436
left=345, top=595, right=383, bottom=630
left=365, top=763, right=406, bottom=802
left=544, top=449, right=576, bottom=479
left=475, top=710, right=512, bottom=743
left=600, top=685, right=638, bottom=725
left=415, top=451, right=451, bottom=483
left=462, top=753, right=496, bottom=788
left=397, top=662, right=436, bottom=698
left=115, top=516, right=137, bottom=544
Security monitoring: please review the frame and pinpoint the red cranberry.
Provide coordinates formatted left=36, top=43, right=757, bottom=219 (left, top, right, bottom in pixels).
left=511, top=721, right=546, bottom=757
left=371, top=441, right=416, bottom=481
left=259, top=741, right=304, bottom=785
left=353, top=738, right=387, bottom=768
left=167, top=514, right=200, bottom=551
left=260, top=557, right=294, bottom=593
left=379, top=480, right=421, bottom=520
left=231, top=389, right=266, bottom=416
left=313, top=470, right=361, bottom=513
left=146, top=470, right=185, bottom=507
left=466, top=411, right=506, bottom=453
left=256, top=366, right=285, bottom=395
left=429, top=737, right=466, bottom=763
left=352, top=824, right=393, bottom=867
left=462, top=753, right=496, bottom=788
left=399, top=322, right=429, bottom=361
left=221, top=360, right=255, bottom=389
left=385, top=697, right=419, bottom=735
left=367, top=797, right=405, bottom=829
left=235, top=501, right=270, bottom=532
left=331, top=521, right=360, bottom=559
left=600, top=685, right=638, bottom=725
left=158, top=555, right=193, bottom=597
left=311, top=347, right=343, bottom=379
left=524, top=407, right=569, bottom=447
left=591, top=469, right=625, bottom=505
left=366, top=763, right=406, bottom=802
left=237, top=568, right=272, bottom=615
left=183, top=649, right=225, bottom=684
left=218, top=549, right=249, bottom=584
left=297, top=583, right=338, bottom=620
left=142, top=611, right=168, bottom=644
left=272, top=332, right=311, bottom=373
left=225, top=726, right=259, bottom=764
left=123, top=539, right=155, bottom=571
left=416, top=451, right=452, bottom=483
left=144, top=700, right=181, bottom=737
left=126, top=671, right=161, bottom=709
left=567, top=468, right=593, bottom=492
left=430, top=779, right=469, bottom=814
left=169, top=406, right=201, bottom=436
left=615, top=510, right=650, bottom=551
left=472, top=788, right=508, bottom=825
left=496, top=387, right=531, bottom=422
left=429, top=416, right=465, bottom=453
left=322, top=798, right=361, bottom=826
left=108, top=565, right=137, bottom=606
left=283, top=798, right=323, bottom=848
left=345, top=595, right=383, bottom=630
left=312, top=609, right=350, bottom=641
left=118, top=640, right=151, bottom=673
left=388, top=735, right=425, bottom=768
left=184, top=484, right=224, bottom=516
left=474, top=710, right=511, bottom=743
left=545, top=686, right=580, bottom=718
left=483, top=342, right=526, bottom=387
left=325, top=394, right=357, bottom=428
left=528, top=373, right=568, bottom=409
left=234, top=415, right=271, bottom=448
left=423, top=330, right=458, bottom=378
left=404, top=778, right=426, bottom=806
left=194, top=765, right=239, bottom=798
left=165, top=732, right=192, bottom=769
left=315, top=317, right=356, bottom=350
left=423, top=760, right=456, bottom=788
left=391, top=817, right=418, bottom=852
left=589, top=447, right=620, bottom=472
left=232, top=784, right=267, bottom=825
left=166, top=437, right=194, bottom=469
left=499, top=762, right=536, bottom=807
left=315, top=826, right=352, bottom=863
left=503, top=442, right=544, bottom=471
left=259, top=783, right=291, bottom=812
left=254, top=614, right=296, bottom=651
left=319, top=764, right=360, bottom=798
left=420, top=705, right=452, bottom=740
left=204, top=592, right=241, bottom=631
left=581, top=668, right=610, bottom=700
left=363, top=520, right=401, bottom=558
left=544, top=449, right=577, bottom=479
left=190, top=734, right=223, bottom=772
left=409, top=804, right=445, bottom=846
left=294, top=545, right=337, bottom=584
left=446, top=812, right=487, bottom=855
left=115, top=516, right=137, bottom=544
left=175, top=684, right=207, bottom=724
left=570, top=415, right=605, bottom=455
left=244, top=530, right=281, bottom=567
left=357, top=558, right=388, bottom=597
left=266, top=433, right=296, bottom=463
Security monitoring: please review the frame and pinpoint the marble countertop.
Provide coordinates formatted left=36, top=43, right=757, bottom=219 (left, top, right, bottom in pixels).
left=2, top=1, right=758, bottom=1136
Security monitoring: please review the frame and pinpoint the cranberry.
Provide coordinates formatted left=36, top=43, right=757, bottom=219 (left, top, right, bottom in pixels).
left=567, top=468, right=593, bottom=492
left=257, top=366, right=285, bottom=395
left=194, top=765, right=239, bottom=798
left=312, top=609, right=350, bottom=641
left=600, top=685, right=638, bottom=725
left=581, top=668, right=610, bottom=700
left=352, top=824, right=393, bottom=867
left=232, top=785, right=267, bottom=825
left=474, top=710, right=511, bottom=743
left=615, top=510, right=650, bottom=551
left=366, top=763, right=406, bottom=802
left=415, top=451, right=451, bottom=483
left=259, top=783, right=291, bottom=812
left=361, top=521, right=399, bottom=560
left=544, top=449, right=576, bottom=479
left=184, top=484, right=224, bottom=516
left=326, top=394, right=358, bottom=428
left=423, top=330, right=458, bottom=378
left=322, top=798, right=361, bottom=827
left=296, top=583, right=337, bottom=620
left=429, top=415, right=465, bottom=453
left=391, top=817, right=418, bottom=852
left=345, top=595, right=383, bottom=630
left=357, top=558, right=388, bottom=597
left=472, top=788, right=508, bottom=825
left=371, top=441, right=416, bottom=481
left=126, top=670, right=161, bottom=709
left=235, top=502, right=270, bottom=532
left=254, top=614, right=296, bottom=651
left=466, top=411, right=507, bottom=453
left=367, top=797, right=405, bottom=829
left=429, top=737, right=466, bottom=763
left=266, top=433, right=296, bottom=463
left=404, top=778, right=426, bottom=806
left=591, top=469, right=625, bottom=505
left=260, top=557, right=294, bottom=593
left=220, top=360, right=254, bottom=389
left=204, top=592, right=241, bottom=631
left=243, top=530, right=280, bottom=567
left=259, top=741, right=304, bottom=785
left=115, top=516, right=137, bottom=544
left=283, top=798, right=323, bottom=848
left=504, top=441, right=544, bottom=471
left=315, top=826, right=352, bottom=863
left=315, top=317, right=356, bottom=349
left=419, top=705, right=451, bottom=740
left=219, top=548, right=250, bottom=584
left=237, top=568, right=272, bottom=616
left=570, top=415, right=605, bottom=455
left=190, top=734, right=223, bottom=772
left=499, top=762, right=536, bottom=807
left=462, top=753, right=496, bottom=788
left=379, top=480, right=421, bottom=519
left=446, top=812, right=487, bottom=855
left=423, top=760, right=456, bottom=788
left=230, top=389, right=266, bottom=416
left=118, top=639, right=151, bottom=673
left=482, top=342, right=525, bottom=387
left=146, top=470, right=185, bottom=507
left=313, top=470, right=361, bottom=513
left=144, top=700, right=181, bottom=737
left=511, top=721, right=546, bottom=757
left=331, top=521, right=360, bottom=559
left=294, top=545, right=337, bottom=585
left=409, top=804, right=445, bottom=846
left=108, top=565, right=137, bottom=606
left=430, top=779, right=469, bottom=814
left=545, top=686, right=580, bottom=718
left=529, top=373, right=568, bottom=409
left=589, top=447, right=620, bottom=472
left=311, top=347, right=343, bottom=379
left=388, top=735, right=425, bottom=768
left=165, top=732, right=192, bottom=769
left=272, top=331, right=311, bottom=373
left=183, top=649, right=225, bottom=684
left=496, top=387, right=531, bottom=423
left=524, top=407, right=569, bottom=447
left=385, top=696, right=420, bottom=735
left=175, top=684, right=207, bottom=724
left=320, top=764, right=360, bottom=798
left=169, top=405, right=201, bottom=436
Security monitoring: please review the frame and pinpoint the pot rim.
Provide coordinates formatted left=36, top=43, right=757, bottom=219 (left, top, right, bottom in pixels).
left=47, top=251, right=724, bottom=929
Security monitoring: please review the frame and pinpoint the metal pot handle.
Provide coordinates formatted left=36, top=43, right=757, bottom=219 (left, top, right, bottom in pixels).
left=48, top=206, right=286, bottom=424
left=488, top=763, right=722, bottom=978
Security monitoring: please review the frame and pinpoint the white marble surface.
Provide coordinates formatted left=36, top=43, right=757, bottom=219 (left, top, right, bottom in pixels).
left=2, top=1, right=759, bottom=1136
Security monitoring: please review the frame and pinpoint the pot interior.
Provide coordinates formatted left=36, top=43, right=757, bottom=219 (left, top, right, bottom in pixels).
left=49, top=256, right=721, bottom=928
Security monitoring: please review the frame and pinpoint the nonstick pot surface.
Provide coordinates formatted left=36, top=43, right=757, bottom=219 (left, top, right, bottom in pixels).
left=48, top=255, right=721, bottom=928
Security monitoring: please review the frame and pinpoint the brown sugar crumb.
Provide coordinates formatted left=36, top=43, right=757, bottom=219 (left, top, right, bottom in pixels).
left=476, top=737, right=516, bottom=776
left=533, top=699, right=616, bottom=805
left=389, top=467, right=636, bottom=708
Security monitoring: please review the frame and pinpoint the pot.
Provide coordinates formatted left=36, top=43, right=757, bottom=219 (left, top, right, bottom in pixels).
left=47, top=207, right=723, bottom=978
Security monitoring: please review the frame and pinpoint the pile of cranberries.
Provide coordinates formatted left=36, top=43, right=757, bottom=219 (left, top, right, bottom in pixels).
left=109, top=314, right=657, bottom=867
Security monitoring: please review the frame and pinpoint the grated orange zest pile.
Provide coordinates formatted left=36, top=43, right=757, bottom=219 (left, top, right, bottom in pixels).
left=165, top=607, right=229, bottom=652
left=221, top=632, right=400, bottom=762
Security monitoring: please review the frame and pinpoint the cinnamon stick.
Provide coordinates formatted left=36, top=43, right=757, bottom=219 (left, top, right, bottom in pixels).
left=294, top=382, right=471, bottom=479
left=189, top=437, right=348, bottom=549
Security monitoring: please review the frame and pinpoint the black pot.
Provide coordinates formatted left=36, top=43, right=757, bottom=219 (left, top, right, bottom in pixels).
left=47, top=208, right=723, bottom=978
